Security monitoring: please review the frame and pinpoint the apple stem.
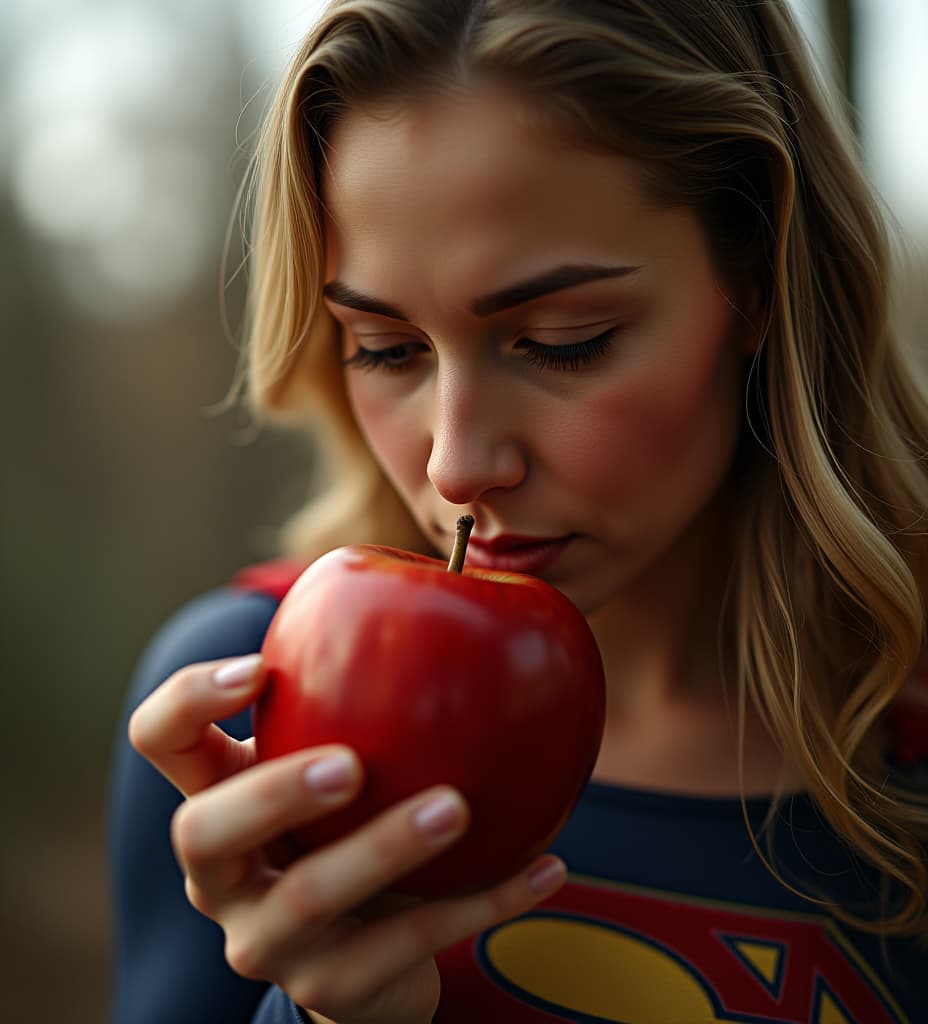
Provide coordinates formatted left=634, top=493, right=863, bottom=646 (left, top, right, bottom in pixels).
left=448, top=515, right=475, bottom=574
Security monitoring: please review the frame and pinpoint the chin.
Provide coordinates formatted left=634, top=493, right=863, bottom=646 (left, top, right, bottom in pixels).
left=543, top=575, right=605, bottom=620
left=552, top=555, right=654, bottom=621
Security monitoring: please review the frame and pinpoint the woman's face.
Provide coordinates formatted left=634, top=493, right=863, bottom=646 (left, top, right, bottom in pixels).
left=321, top=87, right=758, bottom=617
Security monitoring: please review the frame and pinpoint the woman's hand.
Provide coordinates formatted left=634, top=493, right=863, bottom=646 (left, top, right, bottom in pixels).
left=128, top=654, right=567, bottom=1024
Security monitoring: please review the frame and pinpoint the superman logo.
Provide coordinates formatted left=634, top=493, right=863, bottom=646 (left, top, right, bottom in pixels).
left=435, top=877, right=912, bottom=1023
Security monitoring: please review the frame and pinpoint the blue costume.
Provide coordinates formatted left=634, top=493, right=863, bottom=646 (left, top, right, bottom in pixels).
left=108, top=569, right=928, bottom=1023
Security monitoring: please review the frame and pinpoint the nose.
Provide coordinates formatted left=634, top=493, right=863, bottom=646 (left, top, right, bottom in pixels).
left=426, top=365, right=527, bottom=505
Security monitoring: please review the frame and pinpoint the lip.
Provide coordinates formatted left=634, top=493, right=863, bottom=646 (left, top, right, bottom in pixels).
left=463, top=533, right=575, bottom=574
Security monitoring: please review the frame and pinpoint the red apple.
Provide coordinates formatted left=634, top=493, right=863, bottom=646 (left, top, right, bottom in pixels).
left=253, top=516, right=605, bottom=898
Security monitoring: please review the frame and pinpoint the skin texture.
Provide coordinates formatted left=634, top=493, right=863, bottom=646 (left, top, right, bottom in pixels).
left=323, top=87, right=752, bottom=621
left=130, top=84, right=797, bottom=1024
left=322, top=85, right=787, bottom=795
left=130, top=656, right=568, bottom=1023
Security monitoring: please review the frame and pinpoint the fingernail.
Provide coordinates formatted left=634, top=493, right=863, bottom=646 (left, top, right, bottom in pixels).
left=527, top=857, right=566, bottom=896
left=304, top=752, right=357, bottom=795
left=213, top=654, right=262, bottom=688
left=414, top=790, right=464, bottom=837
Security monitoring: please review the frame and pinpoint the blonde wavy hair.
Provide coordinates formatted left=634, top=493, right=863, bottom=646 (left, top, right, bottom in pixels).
left=233, top=0, right=928, bottom=935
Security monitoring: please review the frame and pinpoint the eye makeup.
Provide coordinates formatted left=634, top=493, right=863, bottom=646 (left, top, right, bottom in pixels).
left=341, top=326, right=618, bottom=376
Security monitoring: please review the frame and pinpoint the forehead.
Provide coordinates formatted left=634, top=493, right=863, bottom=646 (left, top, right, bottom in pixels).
left=321, top=86, right=653, bottom=257
left=315, top=85, right=722, bottom=323
left=322, top=85, right=596, bottom=190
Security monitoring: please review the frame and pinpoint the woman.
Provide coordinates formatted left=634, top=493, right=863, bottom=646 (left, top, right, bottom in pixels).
left=110, top=1, right=928, bottom=1021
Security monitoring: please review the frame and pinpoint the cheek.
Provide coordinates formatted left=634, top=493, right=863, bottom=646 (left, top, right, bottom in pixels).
left=345, top=379, right=429, bottom=493
left=555, top=337, right=743, bottom=502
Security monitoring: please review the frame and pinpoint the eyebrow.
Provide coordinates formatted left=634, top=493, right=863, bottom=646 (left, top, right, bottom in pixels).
left=322, top=263, right=642, bottom=321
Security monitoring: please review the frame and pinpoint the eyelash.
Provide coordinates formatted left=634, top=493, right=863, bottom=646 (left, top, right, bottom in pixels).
left=341, top=327, right=618, bottom=375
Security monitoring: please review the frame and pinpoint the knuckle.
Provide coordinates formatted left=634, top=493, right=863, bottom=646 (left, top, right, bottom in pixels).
left=278, top=866, right=332, bottom=926
left=127, top=701, right=156, bottom=755
left=170, top=802, right=205, bottom=866
left=287, top=971, right=332, bottom=1015
left=127, top=665, right=201, bottom=755
left=225, top=933, right=268, bottom=981
left=184, top=875, right=217, bottom=918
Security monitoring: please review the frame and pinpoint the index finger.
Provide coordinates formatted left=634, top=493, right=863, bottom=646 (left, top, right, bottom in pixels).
left=128, top=654, right=266, bottom=797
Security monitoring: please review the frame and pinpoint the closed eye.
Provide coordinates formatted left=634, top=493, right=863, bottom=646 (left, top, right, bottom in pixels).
left=340, top=327, right=619, bottom=376
left=340, top=342, right=426, bottom=374
left=517, top=326, right=618, bottom=371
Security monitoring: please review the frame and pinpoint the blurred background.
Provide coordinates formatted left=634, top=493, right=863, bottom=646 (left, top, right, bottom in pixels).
left=0, top=0, right=924, bottom=1019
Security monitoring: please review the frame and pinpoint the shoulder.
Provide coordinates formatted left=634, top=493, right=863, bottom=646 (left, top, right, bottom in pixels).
left=126, top=583, right=281, bottom=709
left=125, top=557, right=308, bottom=710
left=109, top=578, right=284, bottom=1022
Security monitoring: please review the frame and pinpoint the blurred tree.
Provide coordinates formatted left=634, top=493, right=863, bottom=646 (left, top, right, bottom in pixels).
left=0, top=8, right=315, bottom=1021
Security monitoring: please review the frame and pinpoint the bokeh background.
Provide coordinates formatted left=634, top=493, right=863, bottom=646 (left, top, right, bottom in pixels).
left=1, top=0, right=924, bottom=1019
